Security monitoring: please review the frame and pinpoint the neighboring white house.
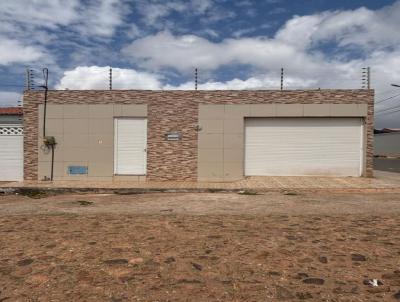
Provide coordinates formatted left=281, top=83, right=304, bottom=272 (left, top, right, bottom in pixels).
left=0, top=107, right=23, bottom=181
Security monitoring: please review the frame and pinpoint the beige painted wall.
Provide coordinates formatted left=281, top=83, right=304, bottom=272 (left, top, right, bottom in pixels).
left=197, top=103, right=368, bottom=181
left=38, top=102, right=369, bottom=182
left=38, top=104, right=147, bottom=181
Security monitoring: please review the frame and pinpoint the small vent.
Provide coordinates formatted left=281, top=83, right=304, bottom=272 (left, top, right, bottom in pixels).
left=0, top=126, right=23, bottom=136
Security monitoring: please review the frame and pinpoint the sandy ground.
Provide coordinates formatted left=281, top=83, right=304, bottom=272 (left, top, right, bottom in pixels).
left=1, top=191, right=400, bottom=301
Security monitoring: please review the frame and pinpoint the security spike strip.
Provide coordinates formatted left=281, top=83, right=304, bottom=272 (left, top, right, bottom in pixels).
left=26, top=69, right=30, bottom=90
left=361, top=67, right=370, bottom=89
left=109, top=68, right=112, bottom=90
left=28, top=69, right=36, bottom=90
left=195, top=68, right=198, bottom=90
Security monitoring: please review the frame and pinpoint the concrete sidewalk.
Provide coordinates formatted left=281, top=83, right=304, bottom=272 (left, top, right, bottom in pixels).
left=1, top=171, right=399, bottom=193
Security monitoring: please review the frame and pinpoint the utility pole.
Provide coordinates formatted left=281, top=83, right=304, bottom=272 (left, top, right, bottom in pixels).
left=280, top=68, right=284, bottom=91
left=109, top=68, right=112, bottom=90
left=195, top=68, right=198, bottom=90
left=39, top=68, right=56, bottom=181
left=41, top=68, right=49, bottom=138
left=362, top=67, right=370, bottom=89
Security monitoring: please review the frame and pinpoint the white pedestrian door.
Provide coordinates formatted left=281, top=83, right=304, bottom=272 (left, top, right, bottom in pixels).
left=114, top=118, right=147, bottom=175
left=0, top=125, right=23, bottom=181
left=245, top=118, right=363, bottom=177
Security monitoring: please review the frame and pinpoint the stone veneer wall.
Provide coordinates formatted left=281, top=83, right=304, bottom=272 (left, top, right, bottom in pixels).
left=23, top=90, right=374, bottom=181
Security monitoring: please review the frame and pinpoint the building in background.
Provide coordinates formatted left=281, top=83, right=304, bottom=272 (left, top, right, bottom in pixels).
left=374, top=129, right=400, bottom=157
left=23, top=89, right=374, bottom=182
left=0, top=107, right=23, bottom=125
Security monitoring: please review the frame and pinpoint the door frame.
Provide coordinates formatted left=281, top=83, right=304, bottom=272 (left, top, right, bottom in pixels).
left=113, top=117, right=147, bottom=175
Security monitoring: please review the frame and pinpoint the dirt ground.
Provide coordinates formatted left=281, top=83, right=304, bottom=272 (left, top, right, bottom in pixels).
left=1, top=191, right=400, bottom=301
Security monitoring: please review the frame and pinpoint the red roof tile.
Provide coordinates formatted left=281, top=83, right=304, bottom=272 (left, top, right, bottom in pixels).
left=0, top=107, right=23, bottom=115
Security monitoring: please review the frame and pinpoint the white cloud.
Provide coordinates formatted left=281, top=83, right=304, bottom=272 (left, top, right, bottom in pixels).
left=191, top=0, right=214, bottom=14
left=121, top=2, right=400, bottom=95
left=134, top=0, right=223, bottom=29
left=0, top=0, right=80, bottom=29
left=0, top=0, right=130, bottom=38
left=275, top=13, right=327, bottom=49
left=56, top=66, right=163, bottom=90
left=232, top=27, right=257, bottom=38
left=122, top=31, right=321, bottom=74
left=0, top=0, right=131, bottom=70
left=135, top=1, right=187, bottom=26
left=126, top=24, right=141, bottom=39
left=198, top=29, right=219, bottom=38
left=76, top=0, right=130, bottom=37
left=123, top=31, right=224, bottom=71
left=0, top=39, right=44, bottom=65
left=0, top=92, right=22, bottom=107
left=275, top=3, right=400, bottom=50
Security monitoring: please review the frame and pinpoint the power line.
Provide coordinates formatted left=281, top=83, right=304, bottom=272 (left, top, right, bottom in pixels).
left=375, top=103, right=400, bottom=114
left=375, top=89, right=398, bottom=96
left=375, top=92, right=400, bottom=104
left=376, top=107, right=400, bottom=116
left=375, top=107, right=400, bottom=117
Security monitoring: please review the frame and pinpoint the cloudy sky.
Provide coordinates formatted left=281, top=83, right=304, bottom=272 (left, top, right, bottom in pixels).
left=1, top=0, right=400, bottom=127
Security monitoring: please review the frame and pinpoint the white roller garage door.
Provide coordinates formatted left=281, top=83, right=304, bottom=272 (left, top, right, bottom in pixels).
left=245, top=118, right=364, bottom=176
left=0, top=125, right=23, bottom=181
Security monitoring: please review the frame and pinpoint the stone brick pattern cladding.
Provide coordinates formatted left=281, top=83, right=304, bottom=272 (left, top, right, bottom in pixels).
left=23, top=90, right=374, bottom=181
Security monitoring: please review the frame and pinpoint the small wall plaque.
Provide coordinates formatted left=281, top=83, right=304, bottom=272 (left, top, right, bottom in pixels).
left=68, top=166, right=88, bottom=175
left=165, top=131, right=182, bottom=141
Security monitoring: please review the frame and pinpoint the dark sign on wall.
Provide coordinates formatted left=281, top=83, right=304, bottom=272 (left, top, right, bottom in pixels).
left=165, top=131, right=182, bottom=141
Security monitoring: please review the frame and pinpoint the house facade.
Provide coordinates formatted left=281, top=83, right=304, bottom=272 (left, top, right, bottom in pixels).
left=23, top=90, right=374, bottom=182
